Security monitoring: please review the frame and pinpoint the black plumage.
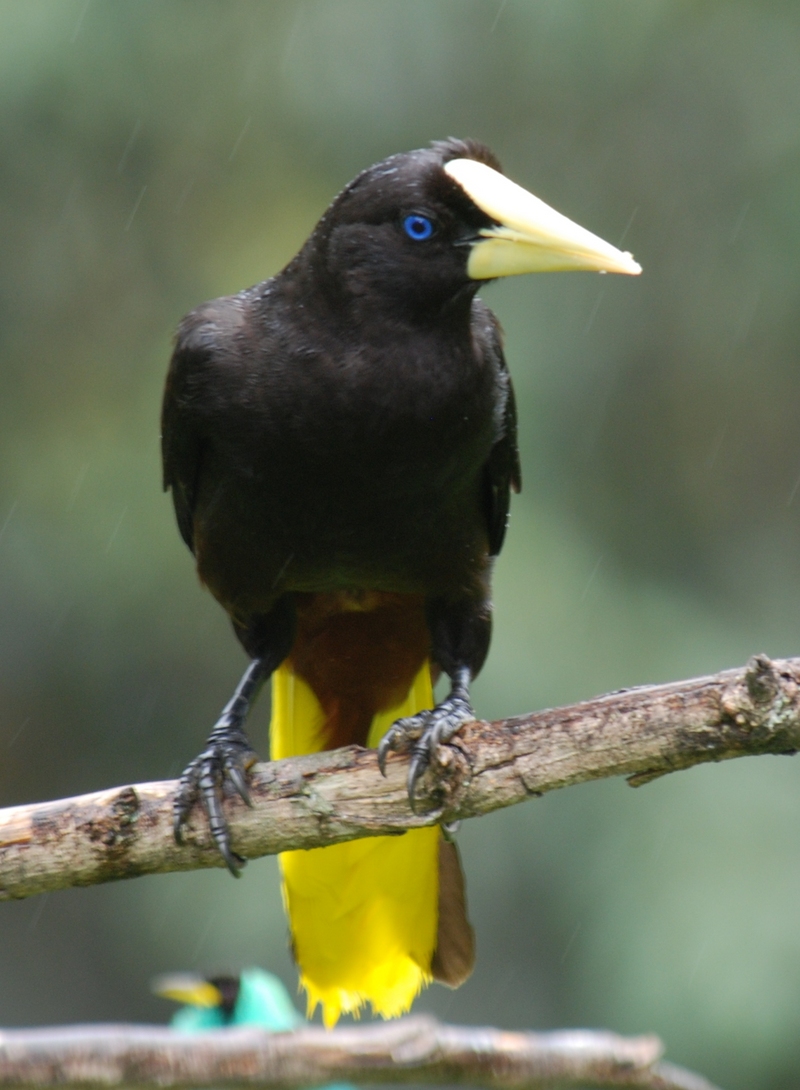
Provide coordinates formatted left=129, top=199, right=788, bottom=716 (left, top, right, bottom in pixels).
left=162, top=135, right=639, bottom=879
left=163, top=138, right=520, bottom=870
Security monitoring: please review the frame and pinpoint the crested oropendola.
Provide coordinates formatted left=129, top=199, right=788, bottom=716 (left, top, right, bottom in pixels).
left=162, top=138, right=640, bottom=1025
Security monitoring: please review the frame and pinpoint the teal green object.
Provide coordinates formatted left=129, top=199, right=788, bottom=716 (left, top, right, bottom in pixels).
left=227, top=968, right=303, bottom=1031
left=171, top=1003, right=227, bottom=1031
left=170, top=969, right=303, bottom=1032
left=169, top=968, right=353, bottom=1090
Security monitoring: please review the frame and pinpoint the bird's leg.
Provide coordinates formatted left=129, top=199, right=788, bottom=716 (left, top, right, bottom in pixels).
left=173, top=657, right=266, bottom=874
left=173, top=596, right=296, bottom=875
left=378, top=664, right=474, bottom=804
left=412, top=665, right=473, bottom=802
left=378, top=593, right=490, bottom=804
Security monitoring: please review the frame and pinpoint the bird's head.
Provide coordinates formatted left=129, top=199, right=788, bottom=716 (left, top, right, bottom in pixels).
left=305, top=138, right=640, bottom=320
left=152, top=972, right=240, bottom=1019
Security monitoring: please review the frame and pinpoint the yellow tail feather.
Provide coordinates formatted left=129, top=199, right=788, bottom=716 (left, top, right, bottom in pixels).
left=270, top=660, right=440, bottom=1027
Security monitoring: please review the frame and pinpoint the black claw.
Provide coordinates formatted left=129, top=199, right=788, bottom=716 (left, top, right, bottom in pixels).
left=221, top=846, right=246, bottom=878
left=379, top=690, right=473, bottom=808
left=227, top=763, right=253, bottom=806
left=377, top=737, right=390, bottom=777
left=172, top=722, right=257, bottom=872
left=377, top=723, right=407, bottom=776
left=173, top=656, right=266, bottom=873
left=207, top=790, right=245, bottom=876
left=407, top=742, right=431, bottom=806
left=377, top=717, right=416, bottom=776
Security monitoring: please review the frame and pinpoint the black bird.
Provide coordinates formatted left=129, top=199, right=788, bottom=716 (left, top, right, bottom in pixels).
left=162, top=138, right=640, bottom=1025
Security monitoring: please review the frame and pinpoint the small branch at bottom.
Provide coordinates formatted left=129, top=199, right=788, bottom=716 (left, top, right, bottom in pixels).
left=0, top=1015, right=724, bottom=1090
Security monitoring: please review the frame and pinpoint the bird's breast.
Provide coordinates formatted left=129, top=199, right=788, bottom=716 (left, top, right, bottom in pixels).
left=194, top=322, right=498, bottom=611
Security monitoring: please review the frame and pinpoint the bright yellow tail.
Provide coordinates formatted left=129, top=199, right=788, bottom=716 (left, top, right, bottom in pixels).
left=270, top=659, right=440, bottom=1027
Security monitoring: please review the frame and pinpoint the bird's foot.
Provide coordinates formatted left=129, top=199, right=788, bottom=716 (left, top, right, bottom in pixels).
left=378, top=692, right=474, bottom=805
left=173, top=718, right=258, bottom=876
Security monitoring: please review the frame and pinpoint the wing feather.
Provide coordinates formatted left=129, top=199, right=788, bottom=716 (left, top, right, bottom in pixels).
left=476, top=308, right=521, bottom=558
left=161, top=299, right=245, bottom=553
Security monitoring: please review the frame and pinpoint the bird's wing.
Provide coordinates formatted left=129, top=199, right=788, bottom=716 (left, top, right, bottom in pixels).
left=161, top=323, right=206, bottom=553
left=479, top=309, right=522, bottom=558
left=161, top=298, right=244, bottom=553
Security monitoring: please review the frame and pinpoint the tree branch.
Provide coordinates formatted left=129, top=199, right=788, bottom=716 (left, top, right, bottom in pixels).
left=1, top=653, right=798, bottom=901
left=0, top=1016, right=722, bottom=1090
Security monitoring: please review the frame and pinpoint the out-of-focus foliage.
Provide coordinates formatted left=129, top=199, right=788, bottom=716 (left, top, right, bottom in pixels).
left=1, top=3, right=800, bottom=1087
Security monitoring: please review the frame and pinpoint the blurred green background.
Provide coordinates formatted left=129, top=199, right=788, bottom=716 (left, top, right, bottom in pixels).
left=1, top=2, right=800, bottom=1087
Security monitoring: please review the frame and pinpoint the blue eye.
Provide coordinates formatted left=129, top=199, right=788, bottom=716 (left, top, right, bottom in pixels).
left=403, top=214, right=434, bottom=241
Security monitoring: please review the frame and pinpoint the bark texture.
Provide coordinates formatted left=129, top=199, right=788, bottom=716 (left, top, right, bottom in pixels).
left=1, top=653, right=797, bottom=901
left=0, top=1016, right=722, bottom=1090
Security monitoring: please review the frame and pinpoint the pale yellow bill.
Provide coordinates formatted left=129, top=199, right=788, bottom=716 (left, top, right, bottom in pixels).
left=151, top=973, right=222, bottom=1008
left=444, top=158, right=642, bottom=278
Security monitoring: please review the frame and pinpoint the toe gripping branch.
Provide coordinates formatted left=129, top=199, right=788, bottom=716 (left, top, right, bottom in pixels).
left=173, top=657, right=265, bottom=876
left=378, top=665, right=474, bottom=806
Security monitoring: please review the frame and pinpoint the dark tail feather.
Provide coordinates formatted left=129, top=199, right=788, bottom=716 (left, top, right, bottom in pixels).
left=431, top=838, right=475, bottom=987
